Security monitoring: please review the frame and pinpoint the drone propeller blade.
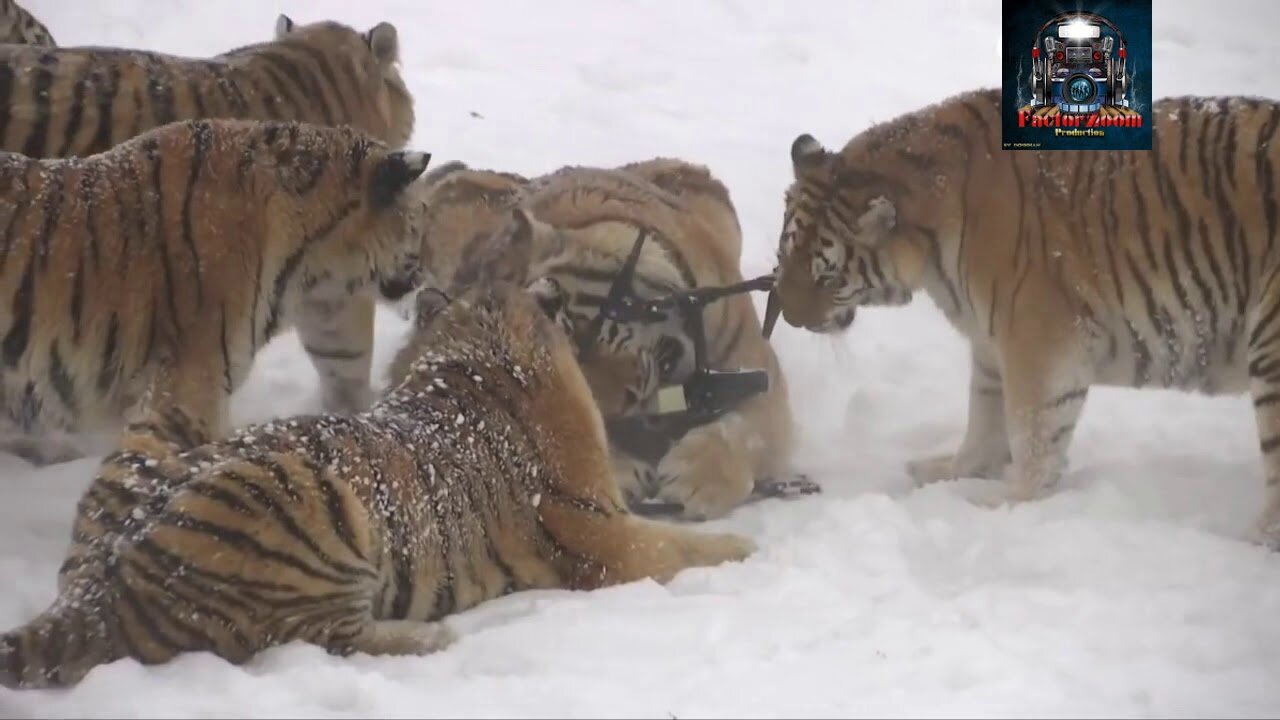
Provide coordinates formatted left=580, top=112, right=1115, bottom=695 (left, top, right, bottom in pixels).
left=762, top=289, right=782, bottom=339
left=578, top=227, right=650, bottom=357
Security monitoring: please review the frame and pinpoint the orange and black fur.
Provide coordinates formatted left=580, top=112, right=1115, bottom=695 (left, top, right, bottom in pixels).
left=769, top=87, right=1280, bottom=546
left=0, top=14, right=417, bottom=421
left=0, top=270, right=755, bottom=689
left=0, top=0, right=55, bottom=47
left=407, top=159, right=796, bottom=520
left=0, top=117, right=429, bottom=465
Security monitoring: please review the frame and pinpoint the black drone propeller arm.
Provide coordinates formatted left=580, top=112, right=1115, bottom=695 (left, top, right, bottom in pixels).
left=589, top=228, right=776, bottom=466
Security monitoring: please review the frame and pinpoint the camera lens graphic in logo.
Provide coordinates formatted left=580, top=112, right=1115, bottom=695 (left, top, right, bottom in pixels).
left=1067, top=75, right=1096, bottom=103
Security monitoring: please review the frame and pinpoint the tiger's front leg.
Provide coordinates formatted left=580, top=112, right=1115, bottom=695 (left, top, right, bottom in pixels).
left=652, top=357, right=796, bottom=520
left=653, top=413, right=756, bottom=521
left=907, top=345, right=1012, bottom=486
left=296, top=291, right=377, bottom=415
left=980, top=331, right=1091, bottom=507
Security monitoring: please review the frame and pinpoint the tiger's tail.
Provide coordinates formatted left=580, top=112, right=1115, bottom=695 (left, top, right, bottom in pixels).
left=0, top=580, right=121, bottom=690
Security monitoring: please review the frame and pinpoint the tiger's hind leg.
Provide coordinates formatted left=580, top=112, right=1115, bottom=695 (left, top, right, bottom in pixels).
left=907, top=345, right=1012, bottom=487
left=337, top=620, right=457, bottom=657
left=1246, top=335, right=1280, bottom=549
left=297, top=292, right=377, bottom=415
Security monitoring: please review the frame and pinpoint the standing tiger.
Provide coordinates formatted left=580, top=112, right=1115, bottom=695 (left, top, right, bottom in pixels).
left=768, top=87, right=1280, bottom=547
left=0, top=117, right=429, bottom=465
left=0, top=0, right=54, bottom=47
left=0, top=13, right=417, bottom=423
left=411, top=159, right=796, bottom=520
left=1, top=274, right=755, bottom=689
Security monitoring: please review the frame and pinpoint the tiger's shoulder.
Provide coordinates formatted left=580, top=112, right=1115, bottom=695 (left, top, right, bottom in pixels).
left=0, top=0, right=55, bottom=47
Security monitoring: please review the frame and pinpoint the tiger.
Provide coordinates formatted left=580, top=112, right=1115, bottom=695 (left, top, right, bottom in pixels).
left=408, top=159, right=796, bottom=521
left=0, top=274, right=756, bottom=689
left=0, top=13, right=417, bottom=422
left=0, top=0, right=55, bottom=47
left=0, top=117, right=430, bottom=466
left=767, top=86, right=1280, bottom=547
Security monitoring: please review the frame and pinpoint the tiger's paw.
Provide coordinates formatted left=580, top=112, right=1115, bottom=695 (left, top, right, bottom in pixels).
left=689, top=531, right=757, bottom=566
left=654, top=424, right=754, bottom=521
left=907, top=450, right=1010, bottom=488
left=906, top=452, right=959, bottom=487
left=1252, top=506, right=1280, bottom=552
left=611, top=450, right=659, bottom=507
left=347, top=619, right=457, bottom=657
left=1, top=433, right=86, bottom=467
left=967, top=473, right=1048, bottom=509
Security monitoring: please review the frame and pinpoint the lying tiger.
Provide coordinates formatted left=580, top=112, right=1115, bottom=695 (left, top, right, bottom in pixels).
left=0, top=117, right=429, bottom=465
left=769, top=87, right=1280, bottom=547
left=408, top=158, right=797, bottom=520
left=0, top=264, right=755, bottom=689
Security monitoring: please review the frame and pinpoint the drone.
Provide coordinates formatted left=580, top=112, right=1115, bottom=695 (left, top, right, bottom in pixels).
left=584, top=229, right=818, bottom=511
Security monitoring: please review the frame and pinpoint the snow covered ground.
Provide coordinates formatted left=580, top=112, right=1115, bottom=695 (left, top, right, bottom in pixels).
left=4, top=0, right=1280, bottom=716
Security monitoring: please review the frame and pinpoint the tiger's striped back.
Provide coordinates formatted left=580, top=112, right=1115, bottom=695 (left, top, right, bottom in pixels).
left=0, top=15, right=414, bottom=160
left=0, top=0, right=54, bottom=47
left=3, top=280, right=753, bottom=689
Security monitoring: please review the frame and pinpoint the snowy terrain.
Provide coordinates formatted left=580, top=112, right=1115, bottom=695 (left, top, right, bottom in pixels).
left=4, top=0, right=1280, bottom=716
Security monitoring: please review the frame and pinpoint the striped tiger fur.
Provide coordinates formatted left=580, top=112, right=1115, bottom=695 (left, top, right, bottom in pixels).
left=768, top=87, right=1280, bottom=546
left=0, top=0, right=54, bottom=47
left=0, top=14, right=417, bottom=420
left=0, top=278, right=755, bottom=689
left=408, top=159, right=795, bottom=521
left=0, top=117, right=430, bottom=466
left=0, top=13, right=413, bottom=158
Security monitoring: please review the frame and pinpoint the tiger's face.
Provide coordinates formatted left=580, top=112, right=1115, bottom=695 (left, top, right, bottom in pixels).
left=526, top=234, right=698, bottom=417
left=274, top=15, right=415, bottom=148
left=454, top=207, right=699, bottom=417
left=534, top=278, right=694, bottom=417
left=772, top=133, right=912, bottom=334
left=250, top=122, right=430, bottom=292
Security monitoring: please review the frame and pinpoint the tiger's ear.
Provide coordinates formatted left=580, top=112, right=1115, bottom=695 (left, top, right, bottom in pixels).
left=791, top=133, right=829, bottom=178
left=366, top=22, right=399, bottom=66
left=856, top=195, right=897, bottom=242
left=414, top=288, right=451, bottom=329
left=275, top=14, right=295, bottom=38
left=371, top=150, right=431, bottom=207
